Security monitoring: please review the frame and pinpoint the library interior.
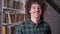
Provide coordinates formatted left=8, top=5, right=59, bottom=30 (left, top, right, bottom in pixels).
left=0, top=0, right=60, bottom=34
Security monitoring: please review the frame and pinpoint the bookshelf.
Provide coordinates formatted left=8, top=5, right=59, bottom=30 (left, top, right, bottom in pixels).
left=0, top=0, right=28, bottom=34
left=0, top=0, right=3, bottom=34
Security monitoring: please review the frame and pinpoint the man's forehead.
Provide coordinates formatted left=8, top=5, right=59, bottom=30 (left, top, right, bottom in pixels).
left=31, top=3, right=41, bottom=7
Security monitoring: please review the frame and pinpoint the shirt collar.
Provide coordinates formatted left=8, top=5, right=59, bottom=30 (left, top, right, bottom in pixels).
left=28, top=19, right=41, bottom=27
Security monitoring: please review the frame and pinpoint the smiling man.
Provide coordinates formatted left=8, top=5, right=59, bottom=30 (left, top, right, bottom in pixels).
left=15, top=0, right=51, bottom=34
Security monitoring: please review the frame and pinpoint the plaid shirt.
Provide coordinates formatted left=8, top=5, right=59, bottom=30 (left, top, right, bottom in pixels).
left=15, top=19, right=51, bottom=34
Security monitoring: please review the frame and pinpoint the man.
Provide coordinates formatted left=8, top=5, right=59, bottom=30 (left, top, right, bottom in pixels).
left=15, top=0, right=51, bottom=34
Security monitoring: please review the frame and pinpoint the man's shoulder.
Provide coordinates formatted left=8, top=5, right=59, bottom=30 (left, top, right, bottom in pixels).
left=16, top=19, right=30, bottom=27
left=22, top=19, right=30, bottom=24
left=41, top=21, right=50, bottom=26
left=43, top=21, right=50, bottom=27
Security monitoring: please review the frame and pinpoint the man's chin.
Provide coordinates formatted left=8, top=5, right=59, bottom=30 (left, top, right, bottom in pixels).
left=34, top=16, right=39, bottom=18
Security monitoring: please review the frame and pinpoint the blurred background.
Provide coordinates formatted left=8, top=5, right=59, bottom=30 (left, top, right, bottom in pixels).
left=0, top=0, right=60, bottom=34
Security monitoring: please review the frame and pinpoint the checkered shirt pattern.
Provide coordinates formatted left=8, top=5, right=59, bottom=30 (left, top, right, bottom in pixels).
left=15, top=19, right=51, bottom=34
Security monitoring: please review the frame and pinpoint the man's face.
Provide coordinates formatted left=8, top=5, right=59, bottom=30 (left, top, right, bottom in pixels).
left=29, top=3, right=42, bottom=18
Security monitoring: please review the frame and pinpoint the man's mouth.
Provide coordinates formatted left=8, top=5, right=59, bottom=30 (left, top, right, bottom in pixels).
left=34, top=11, right=39, bottom=13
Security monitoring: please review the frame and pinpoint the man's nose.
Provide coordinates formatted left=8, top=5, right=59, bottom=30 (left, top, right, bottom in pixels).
left=35, top=8, right=39, bottom=12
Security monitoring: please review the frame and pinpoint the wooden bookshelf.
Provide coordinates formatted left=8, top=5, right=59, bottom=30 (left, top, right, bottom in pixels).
left=2, top=13, right=27, bottom=34
left=1, top=0, right=27, bottom=34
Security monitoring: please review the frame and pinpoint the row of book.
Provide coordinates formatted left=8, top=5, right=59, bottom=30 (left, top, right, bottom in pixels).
left=3, top=0, right=23, bottom=9
left=3, top=13, right=25, bottom=23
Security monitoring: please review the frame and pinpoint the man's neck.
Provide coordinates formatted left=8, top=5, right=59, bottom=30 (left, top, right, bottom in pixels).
left=31, top=17, right=40, bottom=25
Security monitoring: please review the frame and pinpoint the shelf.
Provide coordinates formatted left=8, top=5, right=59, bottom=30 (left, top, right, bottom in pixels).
left=2, top=21, right=23, bottom=27
left=1, top=0, right=26, bottom=34
left=3, top=8, right=26, bottom=14
left=3, top=8, right=19, bottom=11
